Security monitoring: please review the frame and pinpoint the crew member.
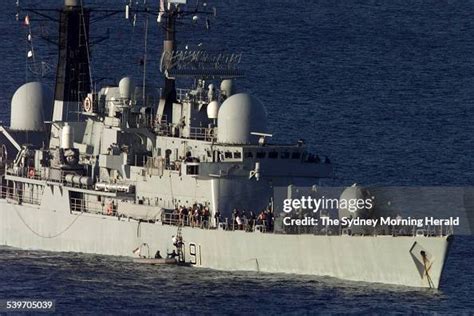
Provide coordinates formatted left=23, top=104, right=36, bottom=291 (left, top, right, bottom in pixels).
left=167, top=250, right=178, bottom=259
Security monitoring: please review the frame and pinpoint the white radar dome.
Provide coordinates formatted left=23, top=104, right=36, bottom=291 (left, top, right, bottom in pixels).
left=220, top=79, right=233, bottom=98
left=207, top=100, right=220, bottom=119
left=10, top=82, right=52, bottom=131
left=217, top=93, right=268, bottom=144
left=119, top=77, right=135, bottom=100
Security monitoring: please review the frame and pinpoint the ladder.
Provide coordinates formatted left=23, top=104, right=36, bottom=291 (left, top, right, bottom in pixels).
left=176, top=225, right=185, bottom=263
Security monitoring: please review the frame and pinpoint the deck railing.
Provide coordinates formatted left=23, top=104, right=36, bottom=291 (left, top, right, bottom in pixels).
left=161, top=213, right=212, bottom=229
left=160, top=212, right=454, bottom=237
left=0, top=185, right=43, bottom=205
left=0, top=185, right=454, bottom=237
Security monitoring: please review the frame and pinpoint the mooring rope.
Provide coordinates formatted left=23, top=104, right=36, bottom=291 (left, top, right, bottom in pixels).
left=13, top=204, right=84, bottom=239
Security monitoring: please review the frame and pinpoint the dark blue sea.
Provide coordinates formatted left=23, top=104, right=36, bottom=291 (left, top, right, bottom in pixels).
left=1, top=0, right=474, bottom=314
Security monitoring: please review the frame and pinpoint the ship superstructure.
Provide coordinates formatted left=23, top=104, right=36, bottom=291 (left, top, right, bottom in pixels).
left=0, top=0, right=452, bottom=289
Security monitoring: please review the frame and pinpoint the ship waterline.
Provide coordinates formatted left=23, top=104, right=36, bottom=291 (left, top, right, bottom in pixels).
left=0, top=200, right=451, bottom=289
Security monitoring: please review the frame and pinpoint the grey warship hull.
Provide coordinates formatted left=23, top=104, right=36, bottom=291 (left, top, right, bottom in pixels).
left=0, top=0, right=454, bottom=291
left=0, top=200, right=451, bottom=289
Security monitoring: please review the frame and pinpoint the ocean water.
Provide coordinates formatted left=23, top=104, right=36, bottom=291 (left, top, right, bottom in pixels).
left=0, top=0, right=474, bottom=314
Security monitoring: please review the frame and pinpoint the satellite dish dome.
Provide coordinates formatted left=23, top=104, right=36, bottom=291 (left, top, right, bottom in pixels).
left=10, top=82, right=52, bottom=131
left=119, top=77, right=135, bottom=100
left=217, top=93, right=268, bottom=144
left=207, top=100, right=220, bottom=119
left=220, top=79, right=233, bottom=98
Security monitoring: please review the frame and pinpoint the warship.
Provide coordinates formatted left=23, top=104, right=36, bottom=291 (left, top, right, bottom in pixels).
left=0, top=0, right=453, bottom=288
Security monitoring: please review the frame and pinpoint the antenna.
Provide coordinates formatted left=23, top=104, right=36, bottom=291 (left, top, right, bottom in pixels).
left=142, top=3, right=150, bottom=106
left=80, top=0, right=94, bottom=96
left=156, top=0, right=218, bottom=121
left=251, top=132, right=273, bottom=146
left=16, top=0, right=20, bottom=21
left=24, top=14, right=36, bottom=81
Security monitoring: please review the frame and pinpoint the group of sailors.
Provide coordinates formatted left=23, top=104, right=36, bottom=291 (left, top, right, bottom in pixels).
left=167, top=204, right=275, bottom=232
left=231, top=208, right=274, bottom=232
left=171, top=203, right=211, bottom=228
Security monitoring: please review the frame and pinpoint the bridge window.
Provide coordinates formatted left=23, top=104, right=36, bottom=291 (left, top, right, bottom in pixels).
left=291, top=152, right=301, bottom=159
left=225, top=151, right=233, bottom=159
left=246, top=152, right=253, bottom=158
left=234, top=152, right=242, bottom=159
left=281, top=152, right=290, bottom=159
left=256, top=152, right=266, bottom=159
left=186, top=165, right=199, bottom=175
